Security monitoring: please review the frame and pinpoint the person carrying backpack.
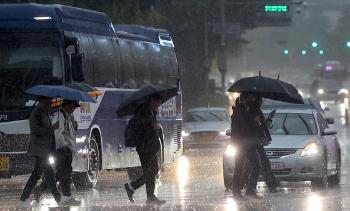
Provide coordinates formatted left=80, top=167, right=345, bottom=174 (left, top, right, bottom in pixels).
left=124, top=94, right=166, bottom=205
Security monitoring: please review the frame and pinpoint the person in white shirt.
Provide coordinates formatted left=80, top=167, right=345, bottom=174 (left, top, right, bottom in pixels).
left=34, top=100, right=81, bottom=205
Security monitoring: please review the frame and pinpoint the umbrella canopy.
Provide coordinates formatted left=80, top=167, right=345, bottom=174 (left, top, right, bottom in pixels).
left=25, top=85, right=97, bottom=103
left=66, top=82, right=101, bottom=97
left=117, top=84, right=178, bottom=117
left=227, top=76, right=303, bottom=104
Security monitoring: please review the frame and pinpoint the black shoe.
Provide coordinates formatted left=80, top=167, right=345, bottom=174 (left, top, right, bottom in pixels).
left=124, top=183, right=134, bottom=203
left=146, top=197, right=166, bottom=205
left=33, top=186, right=42, bottom=204
left=246, top=191, right=262, bottom=199
left=232, top=192, right=243, bottom=200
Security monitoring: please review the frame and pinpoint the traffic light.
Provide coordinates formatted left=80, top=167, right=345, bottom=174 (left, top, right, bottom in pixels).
left=319, top=50, right=324, bottom=55
left=301, top=50, right=307, bottom=55
left=311, top=42, right=318, bottom=48
left=283, top=49, right=289, bottom=55
left=346, top=41, right=350, bottom=48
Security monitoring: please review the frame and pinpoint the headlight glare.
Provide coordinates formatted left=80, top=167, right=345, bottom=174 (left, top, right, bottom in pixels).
left=224, top=145, right=236, bottom=157
left=182, top=130, right=190, bottom=137
left=301, top=143, right=319, bottom=156
left=318, top=89, right=324, bottom=95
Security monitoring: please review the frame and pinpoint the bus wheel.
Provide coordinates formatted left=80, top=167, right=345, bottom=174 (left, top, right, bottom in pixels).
left=73, top=134, right=100, bottom=190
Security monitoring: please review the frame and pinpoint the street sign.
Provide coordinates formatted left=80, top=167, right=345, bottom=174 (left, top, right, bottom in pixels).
left=256, top=0, right=293, bottom=27
left=212, top=23, right=240, bottom=35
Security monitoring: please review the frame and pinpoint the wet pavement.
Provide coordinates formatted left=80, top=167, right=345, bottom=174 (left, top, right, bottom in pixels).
left=1, top=102, right=350, bottom=210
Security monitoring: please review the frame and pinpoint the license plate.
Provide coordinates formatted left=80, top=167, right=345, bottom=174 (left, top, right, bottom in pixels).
left=0, top=157, right=9, bottom=171
left=271, top=162, right=284, bottom=170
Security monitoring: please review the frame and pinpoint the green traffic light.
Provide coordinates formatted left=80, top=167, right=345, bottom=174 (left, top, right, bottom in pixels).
left=319, top=50, right=324, bottom=55
left=346, top=42, right=350, bottom=47
left=283, top=49, right=289, bottom=55
left=301, top=50, right=307, bottom=55
left=312, top=42, right=318, bottom=48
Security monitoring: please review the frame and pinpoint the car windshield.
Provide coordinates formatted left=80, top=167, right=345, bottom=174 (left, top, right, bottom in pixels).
left=185, top=110, right=228, bottom=122
left=266, top=113, right=317, bottom=135
left=0, top=32, right=63, bottom=111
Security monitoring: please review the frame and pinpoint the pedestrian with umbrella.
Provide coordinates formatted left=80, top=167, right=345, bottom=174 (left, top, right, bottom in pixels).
left=33, top=100, right=82, bottom=206
left=117, top=84, right=178, bottom=205
left=18, top=85, right=96, bottom=207
left=228, top=74, right=303, bottom=199
left=230, top=93, right=263, bottom=199
left=18, top=96, right=69, bottom=207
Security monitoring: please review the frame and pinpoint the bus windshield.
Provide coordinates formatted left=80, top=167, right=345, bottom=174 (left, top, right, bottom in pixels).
left=0, top=32, right=63, bottom=110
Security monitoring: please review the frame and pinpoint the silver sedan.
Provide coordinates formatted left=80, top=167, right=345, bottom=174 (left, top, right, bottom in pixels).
left=223, top=108, right=341, bottom=189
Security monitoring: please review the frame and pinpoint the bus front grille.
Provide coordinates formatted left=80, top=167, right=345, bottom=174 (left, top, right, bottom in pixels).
left=173, top=124, right=182, bottom=153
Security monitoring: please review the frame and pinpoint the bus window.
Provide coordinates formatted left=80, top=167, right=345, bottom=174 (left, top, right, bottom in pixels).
left=161, top=47, right=178, bottom=86
left=119, top=39, right=136, bottom=88
left=94, top=36, right=118, bottom=87
left=131, top=41, right=151, bottom=87
left=148, top=43, right=166, bottom=84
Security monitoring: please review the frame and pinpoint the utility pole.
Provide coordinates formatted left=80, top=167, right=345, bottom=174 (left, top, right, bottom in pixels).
left=218, top=0, right=227, bottom=94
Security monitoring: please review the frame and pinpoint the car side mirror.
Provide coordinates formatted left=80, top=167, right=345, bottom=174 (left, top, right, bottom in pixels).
left=226, top=129, right=231, bottom=136
left=324, top=107, right=330, bottom=112
left=326, top=117, right=335, bottom=124
left=71, top=53, right=84, bottom=82
left=322, top=128, right=337, bottom=136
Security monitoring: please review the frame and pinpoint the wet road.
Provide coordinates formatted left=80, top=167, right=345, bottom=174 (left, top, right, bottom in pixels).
left=1, top=102, right=350, bottom=210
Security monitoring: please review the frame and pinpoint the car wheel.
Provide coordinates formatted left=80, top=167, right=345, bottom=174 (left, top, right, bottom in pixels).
left=72, top=134, right=100, bottom=190
left=311, top=155, right=328, bottom=189
left=328, top=153, right=341, bottom=186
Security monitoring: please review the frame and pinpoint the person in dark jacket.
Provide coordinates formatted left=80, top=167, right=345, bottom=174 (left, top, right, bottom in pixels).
left=231, top=93, right=262, bottom=199
left=18, top=97, right=69, bottom=207
left=242, top=95, right=281, bottom=193
left=33, top=100, right=81, bottom=205
left=124, top=94, right=166, bottom=205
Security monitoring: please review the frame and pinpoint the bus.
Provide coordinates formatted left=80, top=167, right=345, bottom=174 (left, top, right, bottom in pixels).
left=313, top=61, right=348, bottom=82
left=0, top=4, right=183, bottom=189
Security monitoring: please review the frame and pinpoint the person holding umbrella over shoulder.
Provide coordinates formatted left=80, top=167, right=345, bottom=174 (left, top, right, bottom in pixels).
left=124, top=94, right=166, bottom=205
left=231, top=93, right=262, bottom=199
left=248, top=95, right=282, bottom=193
left=18, top=97, right=70, bottom=207
left=33, top=100, right=81, bottom=205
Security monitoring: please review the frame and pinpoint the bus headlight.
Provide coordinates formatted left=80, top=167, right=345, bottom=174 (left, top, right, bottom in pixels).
left=318, top=89, right=324, bottom=95
left=182, top=130, right=190, bottom=137
left=301, top=143, right=319, bottom=157
left=224, top=145, right=236, bottom=157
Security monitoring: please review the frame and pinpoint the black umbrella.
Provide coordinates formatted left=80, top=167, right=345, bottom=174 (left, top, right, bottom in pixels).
left=227, top=76, right=303, bottom=104
left=117, top=84, right=178, bottom=117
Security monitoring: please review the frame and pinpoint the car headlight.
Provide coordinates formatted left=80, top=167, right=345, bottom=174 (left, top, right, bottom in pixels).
left=48, top=156, right=55, bottom=165
left=224, top=145, right=236, bottom=157
left=301, top=143, right=320, bottom=157
left=220, top=131, right=227, bottom=136
left=338, top=89, right=349, bottom=95
left=318, top=89, right=324, bottom=95
left=182, top=130, right=190, bottom=137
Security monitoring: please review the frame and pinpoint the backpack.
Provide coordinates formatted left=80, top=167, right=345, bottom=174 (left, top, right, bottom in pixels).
left=124, top=118, right=139, bottom=147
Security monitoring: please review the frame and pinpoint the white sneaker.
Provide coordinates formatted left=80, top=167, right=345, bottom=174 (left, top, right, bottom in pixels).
left=18, top=199, right=32, bottom=208
left=57, top=196, right=71, bottom=206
